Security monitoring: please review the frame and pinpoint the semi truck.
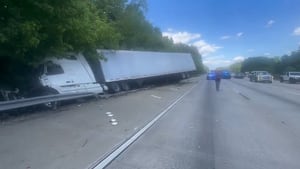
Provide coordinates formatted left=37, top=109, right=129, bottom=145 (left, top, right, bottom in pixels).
left=34, top=50, right=196, bottom=96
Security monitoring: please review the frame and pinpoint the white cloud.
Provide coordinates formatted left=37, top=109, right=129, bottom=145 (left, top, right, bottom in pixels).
left=293, top=27, right=300, bottom=36
left=163, top=29, right=221, bottom=56
left=162, top=31, right=201, bottom=44
left=220, top=35, right=231, bottom=40
left=203, top=56, right=231, bottom=69
left=233, top=56, right=245, bottom=62
left=264, top=52, right=271, bottom=56
left=193, top=40, right=222, bottom=56
left=203, top=55, right=244, bottom=69
left=266, top=20, right=275, bottom=27
left=236, top=32, right=244, bottom=37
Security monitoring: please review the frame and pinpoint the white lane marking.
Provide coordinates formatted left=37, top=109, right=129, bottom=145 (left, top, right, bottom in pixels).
left=111, top=122, right=118, bottom=126
left=150, top=94, right=162, bottom=99
left=286, top=91, right=300, bottom=96
left=91, top=83, right=198, bottom=169
left=106, top=112, right=112, bottom=115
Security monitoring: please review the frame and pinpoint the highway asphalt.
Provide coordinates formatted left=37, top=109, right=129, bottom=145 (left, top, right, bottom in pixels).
left=1, top=76, right=300, bottom=169
left=106, top=77, right=300, bottom=169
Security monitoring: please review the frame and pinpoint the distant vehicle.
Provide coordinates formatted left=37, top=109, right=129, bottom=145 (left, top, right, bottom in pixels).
left=222, top=71, right=231, bottom=79
left=234, top=72, right=245, bottom=79
left=249, top=71, right=273, bottom=83
left=280, top=72, right=300, bottom=83
left=206, top=72, right=216, bottom=80
left=245, top=72, right=250, bottom=77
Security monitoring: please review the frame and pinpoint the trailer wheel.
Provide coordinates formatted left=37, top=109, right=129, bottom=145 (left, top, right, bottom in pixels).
left=109, top=82, right=121, bottom=93
left=120, top=82, right=130, bottom=91
left=181, top=73, right=186, bottom=79
left=135, top=80, right=144, bottom=88
left=289, top=78, right=296, bottom=84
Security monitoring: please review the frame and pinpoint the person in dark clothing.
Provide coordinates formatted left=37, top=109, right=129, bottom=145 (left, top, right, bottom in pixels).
left=215, top=71, right=222, bottom=91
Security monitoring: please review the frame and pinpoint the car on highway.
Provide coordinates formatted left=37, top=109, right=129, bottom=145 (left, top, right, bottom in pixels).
left=206, top=72, right=216, bottom=80
left=250, top=71, right=273, bottom=83
left=280, top=72, right=300, bottom=83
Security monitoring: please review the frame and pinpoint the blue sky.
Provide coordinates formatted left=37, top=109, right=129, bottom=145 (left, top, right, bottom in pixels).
left=146, top=0, right=300, bottom=69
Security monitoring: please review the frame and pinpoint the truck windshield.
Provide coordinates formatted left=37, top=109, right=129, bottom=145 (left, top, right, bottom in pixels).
left=46, top=62, right=64, bottom=75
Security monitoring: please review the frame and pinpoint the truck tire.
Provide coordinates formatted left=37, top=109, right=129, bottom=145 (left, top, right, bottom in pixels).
left=120, top=82, right=130, bottom=91
left=289, top=78, right=296, bottom=84
left=41, top=88, right=60, bottom=110
left=109, top=82, right=121, bottom=93
left=186, top=73, right=190, bottom=78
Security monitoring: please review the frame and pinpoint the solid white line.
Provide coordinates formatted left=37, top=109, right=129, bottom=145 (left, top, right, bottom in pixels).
left=92, top=83, right=198, bottom=169
left=286, top=91, right=300, bottom=96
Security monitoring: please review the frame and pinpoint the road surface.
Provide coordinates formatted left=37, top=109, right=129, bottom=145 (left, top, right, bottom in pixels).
left=1, top=76, right=300, bottom=169
left=106, top=77, right=300, bottom=169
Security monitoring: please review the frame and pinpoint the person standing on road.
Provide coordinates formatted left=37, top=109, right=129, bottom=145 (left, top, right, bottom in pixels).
left=215, top=70, right=222, bottom=91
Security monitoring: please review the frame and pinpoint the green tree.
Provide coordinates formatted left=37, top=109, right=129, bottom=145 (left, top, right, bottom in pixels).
left=0, top=0, right=120, bottom=64
left=229, top=62, right=242, bottom=73
left=241, top=56, right=276, bottom=73
left=0, top=0, right=120, bottom=88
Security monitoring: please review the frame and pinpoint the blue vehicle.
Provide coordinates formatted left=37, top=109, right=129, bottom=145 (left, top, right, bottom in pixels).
left=222, top=71, right=231, bottom=79
left=206, top=72, right=216, bottom=80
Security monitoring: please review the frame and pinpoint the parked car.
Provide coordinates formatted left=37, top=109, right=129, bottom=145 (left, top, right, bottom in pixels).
left=206, top=72, right=216, bottom=80
left=280, top=72, right=300, bottom=83
left=249, top=71, right=273, bottom=83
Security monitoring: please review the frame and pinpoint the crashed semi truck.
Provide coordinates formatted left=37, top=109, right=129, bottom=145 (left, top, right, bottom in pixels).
left=34, top=50, right=197, bottom=95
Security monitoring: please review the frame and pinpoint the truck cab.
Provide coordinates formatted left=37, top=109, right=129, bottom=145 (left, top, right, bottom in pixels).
left=37, top=54, right=105, bottom=95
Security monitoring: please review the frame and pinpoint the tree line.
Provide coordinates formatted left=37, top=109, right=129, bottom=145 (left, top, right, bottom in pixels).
left=0, top=0, right=204, bottom=89
left=228, top=48, right=300, bottom=75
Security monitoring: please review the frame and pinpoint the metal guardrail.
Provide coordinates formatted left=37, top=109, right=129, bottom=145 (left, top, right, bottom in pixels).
left=0, top=92, right=96, bottom=111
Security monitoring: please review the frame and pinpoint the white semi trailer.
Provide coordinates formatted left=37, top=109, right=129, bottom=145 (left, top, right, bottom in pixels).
left=92, top=50, right=196, bottom=92
left=34, top=50, right=196, bottom=95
